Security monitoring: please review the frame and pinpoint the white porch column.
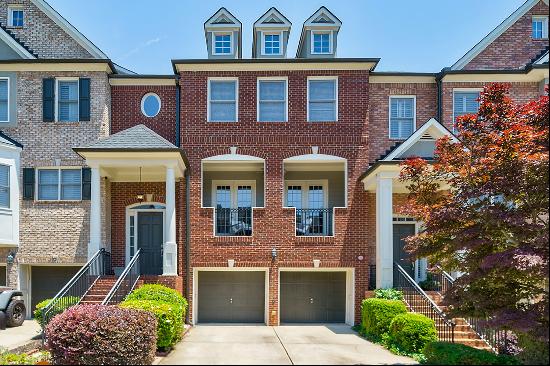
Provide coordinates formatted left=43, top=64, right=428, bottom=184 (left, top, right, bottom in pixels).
left=88, top=167, right=102, bottom=260
left=376, top=172, right=395, bottom=289
left=163, top=166, right=177, bottom=275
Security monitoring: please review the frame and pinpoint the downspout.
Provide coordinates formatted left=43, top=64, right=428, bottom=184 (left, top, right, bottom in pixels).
left=175, top=75, right=181, bottom=147
left=185, top=170, right=191, bottom=325
left=436, top=68, right=448, bottom=123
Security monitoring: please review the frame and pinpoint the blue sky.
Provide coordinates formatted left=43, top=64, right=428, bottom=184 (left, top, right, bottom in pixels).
left=48, top=0, right=526, bottom=74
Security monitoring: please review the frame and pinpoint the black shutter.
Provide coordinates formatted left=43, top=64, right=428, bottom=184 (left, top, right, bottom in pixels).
left=23, top=168, right=35, bottom=200
left=43, top=78, right=55, bottom=122
left=82, top=168, right=91, bottom=200
left=79, top=78, right=91, bottom=121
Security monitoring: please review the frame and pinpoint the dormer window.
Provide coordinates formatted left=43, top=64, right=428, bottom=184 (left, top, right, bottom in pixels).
left=532, top=16, right=548, bottom=39
left=312, top=31, right=332, bottom=54
left=8, top=6, right=24, bottom=28
left=263, top=33, right=282, bottom=55
left=214, top=33, right=232, bottom=55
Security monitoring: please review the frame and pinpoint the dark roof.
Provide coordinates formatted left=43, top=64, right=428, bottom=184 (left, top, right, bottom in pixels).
left=0, top=23, right=38, bottom=58
left=109, top=74, right=175, bottom=80
left=0, top=131, right=23, bottom=148
left=75, top=124, right=177, bottom=150
left=529, top=46, right=549, bottom=66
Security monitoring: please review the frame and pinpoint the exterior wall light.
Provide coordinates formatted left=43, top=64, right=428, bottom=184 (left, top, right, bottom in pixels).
left=271, top=247, right=277, bottom=261
left=6, top=252, right=15, bottom=264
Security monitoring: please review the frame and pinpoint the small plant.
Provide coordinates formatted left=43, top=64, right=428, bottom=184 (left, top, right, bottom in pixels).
left=46, top=304, right=157, bottom=365
left=423, top=342, right=520, bottom=365
left=34, top=296, right=79, bottom=329
left=387, top=313, right=437, bottom=353
left=361, top=298, right=407, bottom=337
left=125, top=284, right=188, bottom=320
left=374, top=288, right=404, bottom=300
left=0, top=349, right=49, bottom=365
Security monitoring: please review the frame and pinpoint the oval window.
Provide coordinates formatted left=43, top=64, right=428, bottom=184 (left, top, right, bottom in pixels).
left=141, top=93, right=161, bottom=117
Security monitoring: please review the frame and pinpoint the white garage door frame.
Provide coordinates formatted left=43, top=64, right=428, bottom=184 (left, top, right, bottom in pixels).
left=278, top=267, right=355, bottom=326
left=192, top=267, right=270, bottom=325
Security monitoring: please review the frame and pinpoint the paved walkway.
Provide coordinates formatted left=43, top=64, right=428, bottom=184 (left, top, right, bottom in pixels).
left=160, top=325, right=417, bottom=365
left=0, top=320, right=41, bottom=351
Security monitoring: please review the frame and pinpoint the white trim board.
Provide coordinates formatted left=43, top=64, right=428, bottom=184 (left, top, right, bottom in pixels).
left=0, top=28, right=35, bottom=59
left=451, top=0, right=549, bottom=70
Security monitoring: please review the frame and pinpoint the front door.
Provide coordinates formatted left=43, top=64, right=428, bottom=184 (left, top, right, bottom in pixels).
left=393, top=224, right=416, bottom=278
left=138, top=212, right=163, bottom=275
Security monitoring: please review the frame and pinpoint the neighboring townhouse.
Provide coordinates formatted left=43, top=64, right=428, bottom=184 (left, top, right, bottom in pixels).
left=0, top=0, right=548, bottom=329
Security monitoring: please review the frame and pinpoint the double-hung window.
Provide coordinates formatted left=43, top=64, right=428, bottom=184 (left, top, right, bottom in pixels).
left=389, top=96, right=416, bottom=139
left=57, top=80, right=79, bottom=122
left=0, top=165, right=9, bottom=208
left=258, top=79, right=287, bottom=122
left=453, top=90, right=480, bottom=127
left=263, top=33, right=281, bottom=55
left=37, top=168, right=82, bottom=201
left=532, top=16, right=548, bottom=39
left=208, top=79, right=238, bottom=122
left=213, top=181, right=255, bottom=236
left=308, top=77, right=337, bottom=122
left=0, top=78, right=8, bottom=122
left=214, top=33, right=232, bottom=54
left=8, top=7, right=24, bottom=27
left=312, top=31, right=331, bottom=54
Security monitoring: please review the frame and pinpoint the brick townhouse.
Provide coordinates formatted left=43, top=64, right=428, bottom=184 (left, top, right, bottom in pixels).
left=0, top=0, right=548, bottom=325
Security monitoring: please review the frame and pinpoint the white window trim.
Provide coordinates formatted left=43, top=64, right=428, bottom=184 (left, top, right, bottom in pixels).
left=207, top=77, right=239, bottom=122
left=0, top=77, right=10, bottom=123
left=307, top=76, right=338, bottom=122
left=532, top=16, right=549, bottom=39
left=8, top=6, right=24, bottom=28
left=36, top=167, right=82, bottom=202
left=452, top=88, right=483, bottom=129
left=284, top=180, right=329, bottom=209
left=212, top=31, right=234, bottom=55
left=55, top=77, right=79, bottom=122
left=140, top=92, right=161, bottom=118
left=261, top=31, right=283, bottom=56
left=311, top=30, right=333, bottom=55
left=388, top=95, right=417, bottom=140
left=256, top=77, right=288, bottom=122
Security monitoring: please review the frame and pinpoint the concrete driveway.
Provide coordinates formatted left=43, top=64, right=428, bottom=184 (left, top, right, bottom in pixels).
left=0, top=320, right=41, bottom=351
left=160, top=325, right=416, bottom=365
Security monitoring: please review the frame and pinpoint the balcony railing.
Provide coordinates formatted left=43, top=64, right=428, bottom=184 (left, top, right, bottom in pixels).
left=295, top=208, right=333, bottom=236
left=215, top=207, right=252, bottom=236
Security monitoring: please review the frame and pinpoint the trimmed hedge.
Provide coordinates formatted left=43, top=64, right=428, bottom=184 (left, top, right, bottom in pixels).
left=361, top=298, right=407, bottom=337
left=423, top=342, right=520, bottom=365
left=125, top=284, right=187, bottom=319
left=34, top=296, right=79, bottom=329
left=46, top=304, right=157, bottom=365
left=388, top=313, right=438, bottom=353
left=374, top=288, right=404, bottom=301
left=120, top=300, right=181, bottom=349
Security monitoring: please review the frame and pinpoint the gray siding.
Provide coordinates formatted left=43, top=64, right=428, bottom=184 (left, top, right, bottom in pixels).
left=0, top=41, right=23, bottom=60
left=0, top=72, right=17, bottom=126
left=298, top=30, right=339, bottom=59
left=203, top=171, right=265, bottom=207
left=284, top=171, right=345, bottom=208
left=253, top=30, right=289, bottom=58
left=400, top=141, right=436, bottom=159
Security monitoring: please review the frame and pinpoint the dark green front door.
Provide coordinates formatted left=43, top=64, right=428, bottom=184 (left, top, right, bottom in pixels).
left=393, top=224, right=416, bottom=278
left=280, top=272, right=346, bottom=323
left=138, top=212, right=163, bottom=275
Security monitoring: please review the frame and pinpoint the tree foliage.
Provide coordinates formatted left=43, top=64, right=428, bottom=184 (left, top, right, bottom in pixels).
left=399, top=83, right=549, bottom=340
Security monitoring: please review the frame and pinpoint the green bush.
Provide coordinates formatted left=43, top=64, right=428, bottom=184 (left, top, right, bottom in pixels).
left=125, top=284, right=188, bottom=320
left=0, top=349, right=49, bottom=365
left=423, top=342, right=520, bottom=365
left=361, top=298, right=407, bottom=337
left=374, top=288, right=404, bottom=300
left=387, top=313, right=437, bottom=353
left=120, top=300, right=182, bottom=349
left=516, top=333, right=549, bottom=365
left=34, top=296, right=79, bottom=329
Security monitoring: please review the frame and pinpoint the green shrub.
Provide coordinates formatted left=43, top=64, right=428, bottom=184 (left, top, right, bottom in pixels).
left=516, top=333, right=549, bottom=365
left=0, top=349, right=49, bottom=365
left=387, top=313, right=437, bottom=353
left=34, top=296, right=79, bottom=329
left=125, top=284, right=188, bottom=319
left=423, top=342, right=520, bottom=365
left=361, top=298, right=407, bottom=337
left=374, top=288, right=404, bottom=300
left=46, top=305, right=156, bottom=365
left=120, top=299, right=182, bottom=349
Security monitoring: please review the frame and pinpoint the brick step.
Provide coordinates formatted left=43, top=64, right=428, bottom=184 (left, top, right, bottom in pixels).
left=437, top=324, right=471, bottom=332
left=454, top=338, right=492, bottom=349
left=453, top=331, right=482, bottom=340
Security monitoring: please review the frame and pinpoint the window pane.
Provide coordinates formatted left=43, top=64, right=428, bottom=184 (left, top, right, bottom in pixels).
left=216, top=186, right=231, bottom=208
left=453, top=92, right=480, bottom=116
left=58, top=81, right=79, bottom=122
left=214, top=34, right=231, bottom=54
left=308, top=186, right=325, bottom=209
left=309, top=101, right=336, bottom=121
left=143, top=94, right=160, bottom=117
left=287, top=186, right=302, bottom=208
left=38, top=170, right=59, bottom=200
left=11, top=10, right=23, bottom=27
left=237, top=186, right=252, bottom=208
left=210, top=81, right=236, bottom=101
left=0, top=80, right=8, bottom=121
left=0, top=165, right=9, bottom=208
left=59, top=81, right=78, bottom=101
left=61, top=170, right=81, bottom=200
left=259, top=81, right=285, bottom=101
left=309, top=80, right=335, bottom=100
left=259, top=101, right=285, bottom=121
left=59, top=102, right=79, bottom=122
left=210, top=102, right=236, bottom=122
left=210, top=81, right=237, bottom=121
left=313, top=33, right=330, bottom=53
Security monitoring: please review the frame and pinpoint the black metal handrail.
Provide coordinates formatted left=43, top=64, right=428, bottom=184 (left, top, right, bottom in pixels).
left=215, top=207, right=252, bottom=236
left=431, top=266, right=507, bottom=353
left=42, top=249, right=111, bottom=338
left=102, top=249, right=141, bottom=305
left=394, top=262, right=455, bottom=343
left=424, top=266, right=454, bottom=294
left=295, top=208, right=333, bottom=236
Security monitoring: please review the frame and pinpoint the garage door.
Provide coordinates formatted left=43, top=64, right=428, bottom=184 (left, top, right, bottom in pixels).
left=0, top=266, right=6, bottom=286
left=281, top=272, right=346, bottom=323
left=31, top=266, right=81, bottom=314
left=198, top=271, right=265, bottom=323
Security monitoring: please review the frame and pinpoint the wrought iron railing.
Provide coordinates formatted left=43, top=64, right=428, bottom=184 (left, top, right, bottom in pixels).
left=295, top=208, right=333, bottom=236
left=102, top=249, right=141, bottom=305
left=215, top=207, right=252, bottom=236
left=42, top=248, right=111, bottom=339
left=431, top=266, right=508, bottom=353
left=394, top=262, right=455, bottom=343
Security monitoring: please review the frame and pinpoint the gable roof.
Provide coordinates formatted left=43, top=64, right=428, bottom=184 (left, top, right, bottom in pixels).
left=297, top=7, right=342, bottom=57
left=30, top=0, right=107, bottom=59
left=532, top=48, right=549, bottom=65
left=204, top=7, right=242, bottom=29
left=0, top=131, right=23, bottom=149
left=0, top=25, right=37, bottom=59
left=451, top=0, right=549, bottom=70
left=74, top=124, right=177, bottom=151
left=254, top=7, right=291, bottom=28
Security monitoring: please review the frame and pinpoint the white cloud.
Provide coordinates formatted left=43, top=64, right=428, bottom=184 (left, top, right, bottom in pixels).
left=120, top=37, right=163, bottom=60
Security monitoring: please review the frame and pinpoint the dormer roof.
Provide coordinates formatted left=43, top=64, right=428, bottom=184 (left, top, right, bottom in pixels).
left=204, top=7, right=242, bottom=59
left=253, top=7, right=291, bottom=58
left=297, top=7, right=342, bottom=58
left=254, top=7, right=291, bottom=29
